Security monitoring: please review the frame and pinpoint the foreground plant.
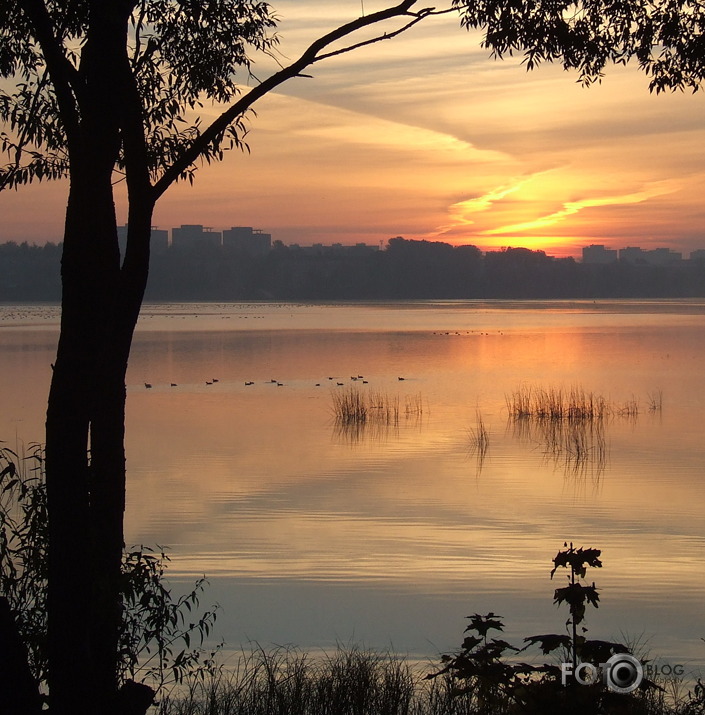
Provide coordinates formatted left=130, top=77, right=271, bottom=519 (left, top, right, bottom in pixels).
left=428, top=542, right=667, bottom=714
left=0, top=444, right=219, bottom=713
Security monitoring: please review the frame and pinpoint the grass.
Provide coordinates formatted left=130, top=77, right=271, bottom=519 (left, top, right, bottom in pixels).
left=331, top=387, right=426, bottom=427
left=506, top=385, right=610, bottom=422
left=648, top=389, right=664, bottom=413
left=158, top=646, right=422, bottom=715
left=331, top=386, right=371, bottom=425
left=616, top=396, right=640, bottom=419
left=404, top=392, right=425, bottom=418
left=507, top=384, right=664, bottom=424
left=506, top=384, right=664, bottom=476
left=157, top=644, right=704, bottom=715
left=505, top=385, right=666, bottom=476
left=467, top=411, right=490, bottom=456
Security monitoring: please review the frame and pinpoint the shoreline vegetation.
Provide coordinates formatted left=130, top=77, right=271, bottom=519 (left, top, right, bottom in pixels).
left=3, top=238, right=705, bottom=302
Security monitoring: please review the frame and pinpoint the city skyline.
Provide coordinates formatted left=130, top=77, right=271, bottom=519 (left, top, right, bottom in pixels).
left=11, top=220, right=705, bottom=263
left=2, top=2, right=705, bottom=259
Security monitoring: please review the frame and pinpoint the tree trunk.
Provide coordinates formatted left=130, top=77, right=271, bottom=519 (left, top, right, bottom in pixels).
left=46, top=163, right=153, bottom=714
left=44, top=4, right=155, bottom=711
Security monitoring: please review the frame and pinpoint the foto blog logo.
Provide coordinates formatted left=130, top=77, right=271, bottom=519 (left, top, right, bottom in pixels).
left=561, top=654, right=644, bottom=693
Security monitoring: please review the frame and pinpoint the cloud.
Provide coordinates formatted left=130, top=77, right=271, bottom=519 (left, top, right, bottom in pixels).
left=432, top=179, right=530, bottom=237
left=483, top=180, right=682, bottom=236
left=3, top=0, right=705, bottom=256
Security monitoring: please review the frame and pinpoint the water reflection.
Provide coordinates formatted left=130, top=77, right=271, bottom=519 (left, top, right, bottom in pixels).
left=2, top=301, right=705, bottom=667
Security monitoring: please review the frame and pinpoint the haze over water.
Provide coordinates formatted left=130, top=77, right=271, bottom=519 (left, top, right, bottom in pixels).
left=2, top=300, right=704, bottom=674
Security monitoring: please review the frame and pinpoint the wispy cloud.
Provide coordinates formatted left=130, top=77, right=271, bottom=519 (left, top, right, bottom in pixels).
left=483, top=180, right=681, bottom=236
left=432, top=179, right=529, bottom=238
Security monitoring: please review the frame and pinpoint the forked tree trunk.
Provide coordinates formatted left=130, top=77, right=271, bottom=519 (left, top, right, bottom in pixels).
left=46, top=155, right=153, bottom=714
left=42, top=3, right=155, bottom=711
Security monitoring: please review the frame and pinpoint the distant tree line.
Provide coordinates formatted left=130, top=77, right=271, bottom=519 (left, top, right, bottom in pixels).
left=0, top=241, right=62, bottom=300
left=2, top=236, right=704, bottom=302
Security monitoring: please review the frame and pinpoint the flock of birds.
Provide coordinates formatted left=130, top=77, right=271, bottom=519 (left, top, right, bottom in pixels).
left=144, top=378, right=219, bottom=388
left=137, top=329, right=501, bottom=391
left=143, top=375, right=408, bottom=389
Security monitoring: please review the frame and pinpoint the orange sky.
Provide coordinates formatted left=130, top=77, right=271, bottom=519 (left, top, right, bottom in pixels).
left=1, top=1, right=705, bottom=259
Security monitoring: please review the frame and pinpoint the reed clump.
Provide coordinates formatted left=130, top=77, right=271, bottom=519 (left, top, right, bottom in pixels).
left=506, top=385, right=614, bottom=476
left=331, top=386, right=370, bottom=425
left=404, top=392, right=424, bottom=418
left=506, top=385, right=610, bottom=422
left=616, top=396, right=639, bottom=419
left=368, top=390, right=400, bottom=425
left=648, top=389, right=663, bottom=412
left=331, top=386, right=408, bottom=426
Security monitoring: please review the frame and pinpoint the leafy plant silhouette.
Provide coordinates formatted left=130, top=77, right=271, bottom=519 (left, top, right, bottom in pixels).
left=0, top=443, right=220, bottom=709
left=428, top=542, right=661, bottom=714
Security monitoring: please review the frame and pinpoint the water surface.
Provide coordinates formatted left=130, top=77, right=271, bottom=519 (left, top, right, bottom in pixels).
left=2, top=300, right=704, bottom=674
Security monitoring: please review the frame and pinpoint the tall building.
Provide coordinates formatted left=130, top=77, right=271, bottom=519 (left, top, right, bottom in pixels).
left=116, top=225, right=169, bottom=256
left=646, top=248, right=682, bottom=265
left=619, top=246, right=646, bottom=263
left=222, top=226, right=271, bottom=256
left=582, top=244, right=618, bottom=264
left=171, top=224, right=221, bottom=249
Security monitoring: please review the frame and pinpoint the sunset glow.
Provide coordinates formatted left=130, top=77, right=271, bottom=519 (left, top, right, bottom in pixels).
left=2, top=1, right=704, bottom=258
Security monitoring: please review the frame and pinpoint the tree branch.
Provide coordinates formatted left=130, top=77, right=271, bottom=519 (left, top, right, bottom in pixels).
left=16, top=0, right=83, bottom=146
left=153, top=0, right=436, bottom=199
left=315, top=6, right=457, bottom=63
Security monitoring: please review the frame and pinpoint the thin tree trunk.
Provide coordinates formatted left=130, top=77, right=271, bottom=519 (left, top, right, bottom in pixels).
left=47, top=205, right=154, bottom=714
left=44, top=3, right=156, bottom=710
left=46, top=168, right=114, bottom=714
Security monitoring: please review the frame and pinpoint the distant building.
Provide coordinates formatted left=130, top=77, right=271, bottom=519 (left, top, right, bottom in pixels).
left=619, top=246, right=646, bottom=263
left=582, top=244, right=618, bottom=264
left=116, top=225, right=169, bottom=256
left=171, top=224, right=221, bottom=249
left=222, top=226, right=271, bottom=256
left=294, top=242, right=379, bottom=256
left=646, top=247, right=682, bottom=266
left=690, top=249, right=705, bottom=262
left=620, top=246, right=682, bottom=265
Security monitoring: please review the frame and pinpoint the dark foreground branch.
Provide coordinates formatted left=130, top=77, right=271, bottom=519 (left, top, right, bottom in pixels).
left=153, top=0, right=439, bottom=198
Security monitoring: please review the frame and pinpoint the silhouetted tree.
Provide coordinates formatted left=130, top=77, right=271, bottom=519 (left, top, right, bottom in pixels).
left=3, top=1, right=705, bottom=713
left=0, top=3, right=459, bottom=713
left=455, top=0, right=705, bottom=93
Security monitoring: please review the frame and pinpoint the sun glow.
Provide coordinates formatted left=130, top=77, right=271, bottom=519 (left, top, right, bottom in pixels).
left=483, top=180, right=682, bottom=237
left=2, top=4, right=705, bottom=258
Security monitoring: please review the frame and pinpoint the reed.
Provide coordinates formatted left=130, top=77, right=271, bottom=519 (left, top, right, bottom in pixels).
left=616, top=396, right=639, bottom=419
left=648, top=389, right=663, bottom=412
left=507, top=385, right=611, bottom=422
left=467, top=411, right=490, bottom=456
left=368, top=390, right=400, bottom=424
left=404, top=392, right=424, bottom=418
left=506, top=385, right=614, bottom=475
left=331, top=386, right=420, bottom=428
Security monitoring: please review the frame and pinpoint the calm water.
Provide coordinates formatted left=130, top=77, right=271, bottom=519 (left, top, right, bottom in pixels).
left=2, top=300, right=705, bottom=674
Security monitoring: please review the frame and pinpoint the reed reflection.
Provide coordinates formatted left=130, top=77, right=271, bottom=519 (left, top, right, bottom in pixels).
left=330, top=386, right=426, bottom=446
